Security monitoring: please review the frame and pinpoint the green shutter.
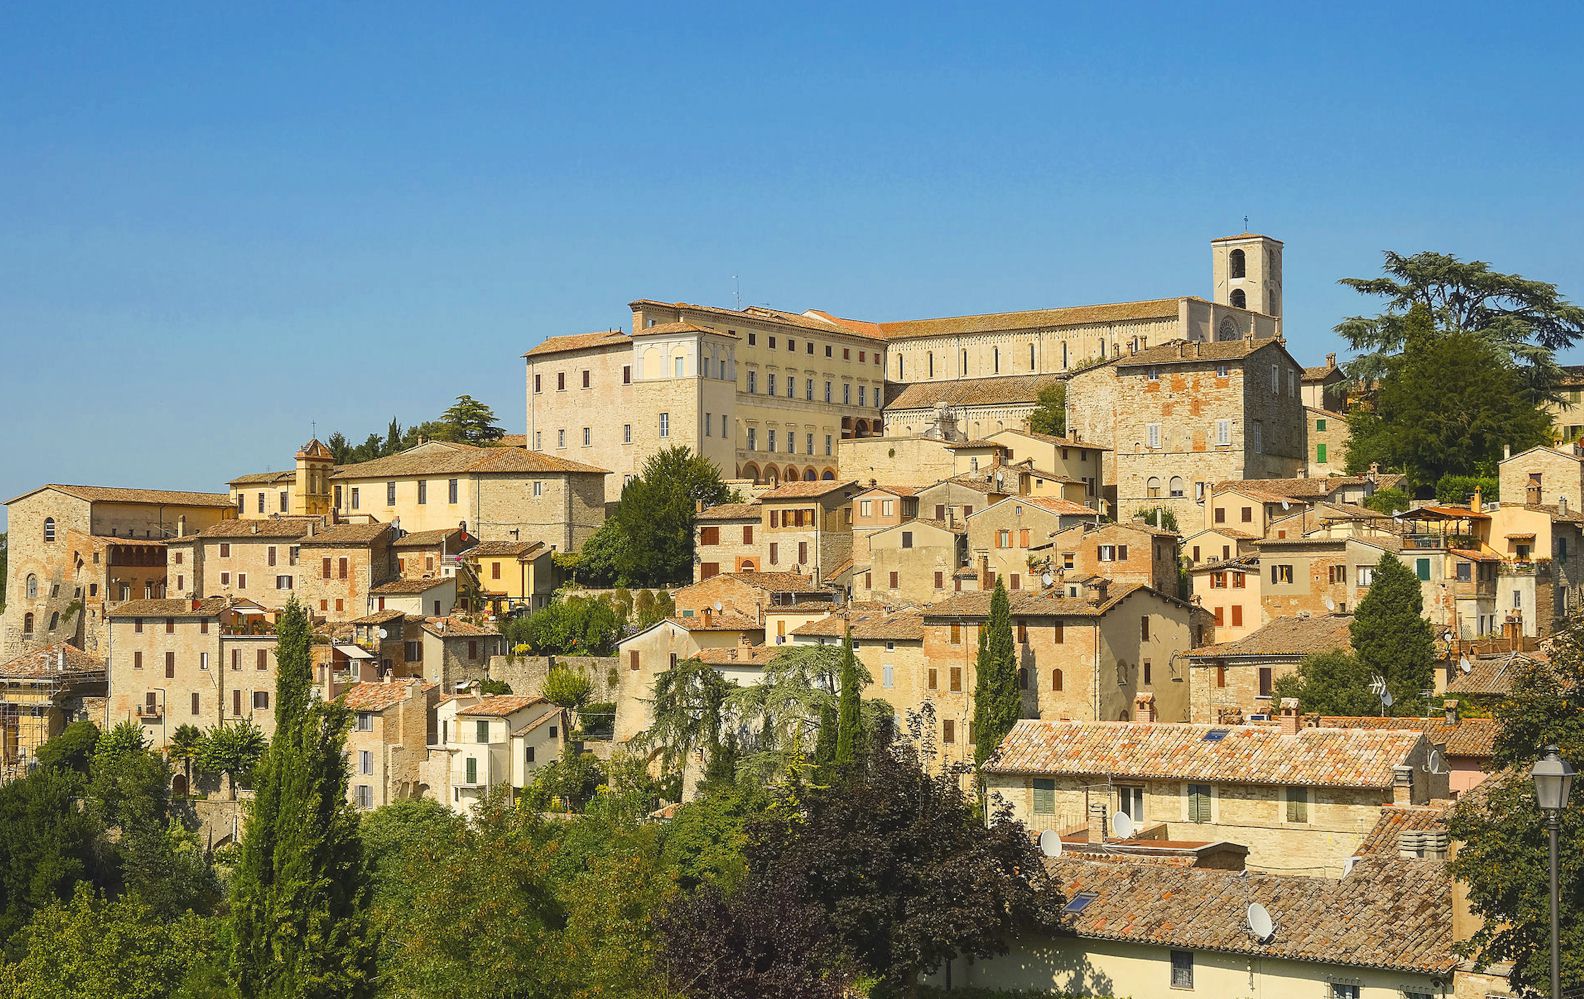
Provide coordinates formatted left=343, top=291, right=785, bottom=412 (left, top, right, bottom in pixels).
left=1188, top=784, right=1211, bottom=822
left=1315, top=418, right=1327, bottom=431
left=1416, top=558, right=1431, bottom=581
left=1033, top=778, right=1056, bottom=815
left=1286, top=788, right=1309, bottom=823
left=465, top=757, right=477, bottom=784
left=1316, top=442, right=1327, bottom=463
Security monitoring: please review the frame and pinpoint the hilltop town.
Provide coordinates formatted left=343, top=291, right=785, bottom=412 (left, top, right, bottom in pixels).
left=2, top=232, right=1580, bottom=998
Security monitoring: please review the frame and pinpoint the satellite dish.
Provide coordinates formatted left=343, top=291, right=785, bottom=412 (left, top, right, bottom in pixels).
left=1038, top=829, right=1064, bottom=858
left=1424, top=749, right=1448, bottom=775
left=1459, top=655, right=1473, bottom=674
left=1041, top=572, right=1054, bottom=588
left=713, top=601, right=724, bottom=613
left=380, top=626, right=393, bottom=640
left=1281, top=499, right=1290, bottom=511
left=1246, top=902, right=1275, bottom=943
left=1111, top=811, right=1135, bottom=839
left=1322, top=596, right=1336, bottom=612
left=1381, top=690, right=1394, bottom=708
left=1342, top=856, right=1359, bottom=878
left=1442, top=630, right=1454, bottom=642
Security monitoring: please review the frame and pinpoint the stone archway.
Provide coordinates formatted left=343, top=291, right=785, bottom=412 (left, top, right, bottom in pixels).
left=821, top=468, right=836, bottom=480
left=803, top=468, right=818, bottom=481
left=741, top=462, right=761, bottom=483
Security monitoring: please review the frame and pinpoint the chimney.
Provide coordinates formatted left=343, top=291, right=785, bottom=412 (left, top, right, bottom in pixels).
left=1134, top=691, right=1157, bottom=724
left=1278, top=697, right=1302, bottom=736
left=1561, top=496, right=1569, bottom=515
left=738, top=631, right=753, bottom=650
left=1471, top=487, right=1483, bottom=514
left=1192, top=341, right=1202, bottom=358
left=695, top=499, right=705, bottom=514
left=1087, top=802, right=1108, bottom=844
left=1503, top=443, right=1512, bottom=461
left=1326, top=352, right=1337, bottom=369
left=1393, top=765, right=1416, bottom=806
left=702, top=606, right=713, bottom=626
left=191, top=598, right=201, bottom=612
left=1176, top=342, right=1185, bottom=358
left=1367, top=462, right=1379, bottom=481
left=1444, top=698, right=1460, bottom=726
left=56, top=646, right=65, bottom=671
left=306, top=520, right=317, bottom=537
left=1398, top=830, right=1425, bottom=860
left=1089, top=578, right=1109, bottom=604
left=250, top=523, right=259, bottom=535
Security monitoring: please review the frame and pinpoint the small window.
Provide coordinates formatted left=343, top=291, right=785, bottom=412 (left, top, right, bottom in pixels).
left=1286, top=787, right=1309, bottom=823
left=1061, top=892, right=1098, bottom=915
left=1187, top=783, right=1212, bottom=822
left=1032, top=777, right=1056, bottom=814
left=1170, top=949, right=1194, bottom=989
left=42, top=517, right=55, bottom=542
left=356, top=712, right=373, bottom=732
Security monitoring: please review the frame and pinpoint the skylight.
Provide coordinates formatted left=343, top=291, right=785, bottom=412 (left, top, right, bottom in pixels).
left=1061, top=892, right=1098, bottom=915
left=1202, top=729, right=1230, bottom=742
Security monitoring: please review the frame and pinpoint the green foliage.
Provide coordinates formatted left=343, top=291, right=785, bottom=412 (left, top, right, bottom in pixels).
left=1027, top=383, right=1066, bottom=437
left=167, top=724, right=203, bottom=788
left=642, top=657, right=735, bottom=784
left=608, top=446, right=733, bottom=586
left=1271, top=651, right=1383, bottom=717
left=1338, top=250, right=1584, bottom=402
left=542, top=665, right=593, bottom=712
left=833, top=631, right=865, bottom=768
left=358, top=799, right=467, bottom=976
left=1435, top=474, right=1498, bottom=505
left=503, top=596, right=622, bottom=656
left=0, top=765, right=104, bottom=945
left=1134, top=506, right=1178, bottom=532
left=475, top=677, right=512, bottom=695
left=0, top=885, right=217, bottom=999
left=660, top=782, right=766, bottom=893
left=1362, top=486, right=1411, bottom=515
left=436, top=394, right=505, bottom=445
left=226, top=598, right=374, bottom=997
left=580, top=701, right=616, bottom=740
left=728, top=644, right=845, bottom=782
left=1449, top=618, right=1584, bottom=993
left=561, top=522, right=627, bottom=588
left=33, top=720, right=98, bottom=774
left=194, top=719, right=267, bottom=793
left=524, top=751, right=607, bottom=813
left=1343, top=304, right=1553, bottom=483
left=86, top=727, right=166, bottom=834
left=973, top=580, right=1021, bottom=768
left=1351, top=553, right=1437, bottom=714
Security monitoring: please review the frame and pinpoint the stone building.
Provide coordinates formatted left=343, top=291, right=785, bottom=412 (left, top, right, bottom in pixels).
left=1189, top=555, right=1263, bottom=642
left=228, top=438, right=336, bottom=519
left=1304, top=406, right=1350, bottom=476
left=673, top=571, right=830, bottom=624
left=0, top=643, right=106, bottom=775
left=754, top=480, right=858, bottom=582
left=693, top=502, right=764, bottom=578
left=2, top=484, right=235, bottom=659
left=335, top=678, right=437, bottom=809
left=1047, top=520, right=1182, bottom=595
left=918, top=583, right=1207, bottom=767
left=1066, top=337, right=1307, bottom=527
left=855, top=519, right=965, bottom=605
left=428, top=693, right=564, bottom=815
left=848, top=485, right=919, bottom=565
left=105, top=597, right=284, bottom=749
left=1299, top=352, right=1346, bottom=411
left=965, top=495, right=1102, bottom=592
left=1186, top=613, right=1354, bottom=723
left=465, top=540, right=556, bottom=614
left=791, top=606, right=926, bottom=731
left=983, top=707, right=1446, bottom=876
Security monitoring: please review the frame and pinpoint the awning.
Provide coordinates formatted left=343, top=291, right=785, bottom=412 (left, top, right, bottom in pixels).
left=334, top=644, right=375, bottom=660
left=233, top=607, right=267, bottom=616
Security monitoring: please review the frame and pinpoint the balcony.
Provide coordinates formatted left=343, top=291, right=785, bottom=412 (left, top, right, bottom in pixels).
left=136, top=704, right=163, bottom=720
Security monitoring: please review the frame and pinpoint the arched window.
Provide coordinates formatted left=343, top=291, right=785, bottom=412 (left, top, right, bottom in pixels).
left=1118, top=710, right=1131, bottom=722
left=25, top=574, right=38, bottom=600
left=897, top=355, right=904, bottom=378
left=1229, top=248, right=1246, bottom=279
left=804, top=468, right=817, bottom=482
left=42, top=518, right=55, bottom=542
left=1169, top=476, right=1185, bottom=498
left=1230, top=289, right=1246, bottom=309
left=961, top=349, right=968, bottom=373
left=1051, top=668, right=1063, bottom=691
left=821, top=469, right=836, bottom=480
left=22, top=613, right=34, bottom=635
left=48, top=612, right=59, bottom=631
left=1217, top=316, right=1240, bottom=341
left=1147, top=477, right=1162, bottom=498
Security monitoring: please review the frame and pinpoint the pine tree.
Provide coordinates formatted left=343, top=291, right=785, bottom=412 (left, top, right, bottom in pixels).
left=1350, top=553, right=1437, bottom=715
left=227, top=598, right=374, bottom=997
left=833, top=628, right=864, bottom=768
left=973, top=580, right=1021, bottom=767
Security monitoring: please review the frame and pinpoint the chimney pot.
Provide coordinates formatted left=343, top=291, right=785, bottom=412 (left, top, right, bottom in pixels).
left=1087, top=803, right=1108, bottom=844
left=1326, top=352, right=1336, bottom=368
left=1278, top=697, right=1301, bottom=736
left=1503, top=443, right=1512, bottom=461
left=1393, top=765, right=1416, bottom=806
left=1444, top=698, right=1459, bottom=726
left=1134, top=691, right=1157, bottom=724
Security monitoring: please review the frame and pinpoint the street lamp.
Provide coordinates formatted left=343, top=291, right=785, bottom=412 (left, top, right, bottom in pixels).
left=1531, top=744, right=1575, bottom=999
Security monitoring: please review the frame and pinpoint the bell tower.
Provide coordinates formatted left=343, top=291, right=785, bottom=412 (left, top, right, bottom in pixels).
left=1211, top=233, right=1283, bottom=324
left=292, top=437, right=335, bottom=517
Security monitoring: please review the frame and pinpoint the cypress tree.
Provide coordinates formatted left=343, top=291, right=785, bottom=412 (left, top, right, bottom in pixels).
left=973, top=580, right=1021, bottom=767
left=813, top=700, right=838, bottom=781
left=228, top=598, right=374, bottom=997
left=833, top=628, right=864, bottom=767
left=1350, top=553, right=1437, bottom=715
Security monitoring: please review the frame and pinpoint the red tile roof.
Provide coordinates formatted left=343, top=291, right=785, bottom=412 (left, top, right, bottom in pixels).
left=457, top=694, right=547, bottom=717
left=987, top=719, right=1426, bottom=790
left=340, top=680, right=432, bottom=713
left=5, top=483, right=236, bottom=508
left=0, top=643, right=106, bottom=679
left=522, top=329, right=630, bottom=357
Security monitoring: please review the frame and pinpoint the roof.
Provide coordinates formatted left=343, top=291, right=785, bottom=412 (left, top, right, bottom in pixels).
left=631, top=320, right=722, bottom=338
left=1310, top=716, right=1499, bottom=760
left=1446, top=652, right=1534, bottom=697
left=793, top=608, right=925, bottom=642
left=371, top=577, right=453, bottom=595
left=697, top=644, right=782, bottom=667
left=673, top=612, right=761, bottom=632
left=0, top=643, right=106, bottom=679
left=467, top=539, right=546, bottom=558
left=1113, top=337, right=1281, bottom=370
left=340, top=680, right=433, bottom=713
left=628, top=299, right=885, bottom=339
left=513, top=709, right=565, bottom=737
left=757, top=479, right=858, bottom=500
left=391, top=528, right=471, bottom=549
left=297, top=523, right=393, bottom=546
left=691, top=571, right=822, bottom=593
left=1213, top=473, right=1406, bottom=500
left=1042, top=855, right=1453, bottom=976
left=854, top=483, right=920, bottom=497
left=457, top=694, right=547, bottom=717
left=1354, top=803, right=1452, bottom=858
left=5, top=483, right=235, bottom=508
left=987, top=428, right=1109, bottom=450
left=696, top=502, right=762, bottom=521
left=1017, top=496, right=1101, bottom=517
left=522, top=329, right=630, bottom=358
left=922, top=583, right=1148, bottom=620
left=228, top=470, right=297, bottom=486
left=109, top=597, right=234, bottom=620
left=185, top=519, right=314, bottom=540
left=348, top=609, right=407, bottom=626
left=987, top=718, right=1426, bottom=790
left=826, top=297, right=1184, bottom=341
left=884, top=373, right=1065, bottom=411
left=331, top=441, right=607, bottom=480
left=1190, top=614, right=1353, bottom=660
left=420, top=617, right=498, bottom=638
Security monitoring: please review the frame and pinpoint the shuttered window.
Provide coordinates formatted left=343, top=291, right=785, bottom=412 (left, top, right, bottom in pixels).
left=1032, top=778, right=1056, bottom=815
left=1187, top=783, right=1212, bottom=822
left=1286, top=787, right=1309, bottom=823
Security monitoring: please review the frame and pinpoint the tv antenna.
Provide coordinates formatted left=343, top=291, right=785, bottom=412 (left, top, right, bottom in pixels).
left=1243, top=215, right=1249, bottom=232
left=1038, top=829, right=1064, bottom=858
left=733, top=275, right=742, bottom=310
left=1369, top=675, right=1393, bottom=714
left=1246, top=902, right=1276, bottom=943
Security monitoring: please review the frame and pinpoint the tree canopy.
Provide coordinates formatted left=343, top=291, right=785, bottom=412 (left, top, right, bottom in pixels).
left=1343, top=305, right=1552, bottom=484
left=1027, top=384, right=1066, bottom=437
left=325, top=394, right=509, bottom=464
left=972, top=580, right=1020, bottom=768
left=1337, top=250, right=1584, bottom=401
left=599, top=447, right=732, bottom=586
left=1271, top=650, right=1383, bottom=717
left=1349, top=553, right=1437, bottom=715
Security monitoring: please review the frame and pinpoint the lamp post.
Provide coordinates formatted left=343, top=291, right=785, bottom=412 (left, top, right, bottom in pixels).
left=1531, top=745, right=1575, bottom=999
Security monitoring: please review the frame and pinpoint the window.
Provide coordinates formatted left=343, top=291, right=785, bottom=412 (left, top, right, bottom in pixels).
left=748, top=370, right=757, bottom=393
left=356, top=712, right=373, bottom=732
left=1286, top=787, right=1309, bottom=823
left=258, top=649, right=269, bottom=670
left=1051, top=668, right=1064, bottom=691
left=1147, top=423, right=1161, bottom=448
left=465, top=757, right=477, bottom=784
left=1329, top=985, right=1359, bottom=999
left=557, top=429, right=566, bottom=448
left=1187, top=784, right=1212, bottom=822
left=449, top=478, right=459, bottom=503
left=1270, top=564, right=1294, bottom=584
left=1170, top=949, right=1194, bottom=989
left=1140, top=617, right=1150, bottom=641
left=882, top=665, right=894, bottom=688
left=533, top=480, right=543, bottom=498
left=1357, top=565, right=1374, bottom=586
left=658, top=412, right=669, bottom=438
left=417, top=480, right=427, bottom=504
left=355, top=785, right=373, bottom=808
left=582, top=427, right=591, bottom=446
left=276, top=575, right=293, bottom=590
left=1316, top=442, right=1328, bottom=463
left=475, top=719, right=489, bottom=743
left=1251, top=420, right=1263, bottom=453
left=747, top=427, right=757, bottom=451
left=253, top=690, right=270, bottom=710
left=359, top=750, right=373, bottom=775
left=950, top=667, right=962, bottom=692
left=941, top=719, right=955, bottom=744
left=1415, top=558, right=1431, bottom=581
left=1032, top=777, right=1056, bottom=814
left=622, top=364, right=631, bottom=384
left=42, top=517, right=55, bottom=542
left=557, top=371, right=566, bottom=390
left=351, top=487, right=360, bottom=509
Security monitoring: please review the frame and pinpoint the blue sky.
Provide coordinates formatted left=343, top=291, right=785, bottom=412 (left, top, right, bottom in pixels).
left=3, top=2, right=1583, bottom=528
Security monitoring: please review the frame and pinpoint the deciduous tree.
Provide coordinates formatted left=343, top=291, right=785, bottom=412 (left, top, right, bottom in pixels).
left=1027, top=384, right=1066, bottom=437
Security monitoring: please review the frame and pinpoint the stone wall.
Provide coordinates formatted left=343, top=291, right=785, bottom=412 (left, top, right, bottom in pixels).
left=487, top=654, right=622, bottom=704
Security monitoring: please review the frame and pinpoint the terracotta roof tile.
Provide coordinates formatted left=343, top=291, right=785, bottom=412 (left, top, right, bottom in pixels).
left=1042, top=855, right=1453, bottom=975
left=186, top=519, right=315, bottom=540
left=757, top=480, right=859, bottom=500
left=331, top=442, right=607, bottom=480
left=391, top=528, right=471, bottom=549
left=885, top=374, right=1065, bottom=411
left=340, top=680, right=432, bottom=713
left=792, top=607, right=924, bottom=641
left=1353, top=803, right=1452, bottom=857
left=1113, top=337, right=1283, bottom=370
left=1189, top=614, right=1353, bottom=659
left=108, top=597, right=235, bottom=619
left=987, top=718, right=1426, bottom=789
left=697, top=644, right=783, bottom=667
left=694, top=571, right=822, bottom=593
left=370, top=577, right=452, bottom=595
left=922, top=583, right=1147, bottom=620
left=457, top=694, right=547, bottom=717
left=467, top=540, right=545, bottom=558
left=1309, top=716, right=1499, bottom=759
left=523, top=329, right=630, bottom=357
left=1212, top=474, right=1406, bottom=500
left=673, top=612, right=761, bottom=632
left=298, top=523, right=394, bottom=547
left=0, top=643, right=106, bottom=679
left=696, top=502, right=762, bottom=521
left=6, top=483, right=236, bottom=508
left=840, top=297, right=1184, bottom=340
left=420, top=617, right=498, bottom=638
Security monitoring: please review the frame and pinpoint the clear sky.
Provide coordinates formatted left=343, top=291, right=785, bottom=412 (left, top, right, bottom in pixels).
left=3, top=2, right=1583, bottom=529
